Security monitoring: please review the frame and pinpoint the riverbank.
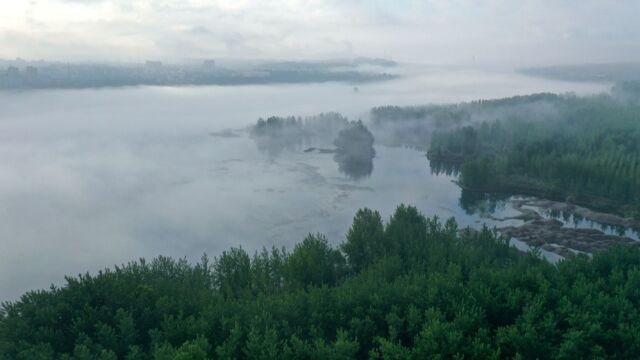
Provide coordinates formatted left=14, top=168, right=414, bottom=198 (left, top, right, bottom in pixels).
left=456, top=173, right=640, bottom=221
left=495, top=198, right=639, bottom=257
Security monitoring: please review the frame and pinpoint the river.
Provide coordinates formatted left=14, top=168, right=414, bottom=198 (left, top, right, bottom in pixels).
left=0, top=66, right=611, bottom=300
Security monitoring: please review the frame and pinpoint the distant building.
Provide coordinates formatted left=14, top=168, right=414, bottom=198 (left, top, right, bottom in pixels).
left=25, top=66, right=38, bottom=78
left=6, top=66, right=22, bottom=88
left=7, top=66, right=19, bottom=77
left=202, top=59, right=216, bottom=69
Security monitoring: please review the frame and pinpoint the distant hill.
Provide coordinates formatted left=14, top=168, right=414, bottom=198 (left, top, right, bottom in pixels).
left=520, top=63, right=640, bottom=82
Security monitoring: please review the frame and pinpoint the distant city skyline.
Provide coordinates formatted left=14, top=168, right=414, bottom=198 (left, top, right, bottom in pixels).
left=0, top=56, right=397, bottom=89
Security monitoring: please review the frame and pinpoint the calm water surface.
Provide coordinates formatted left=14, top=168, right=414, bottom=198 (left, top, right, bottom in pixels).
left=0, top=67, right=610, bottom=299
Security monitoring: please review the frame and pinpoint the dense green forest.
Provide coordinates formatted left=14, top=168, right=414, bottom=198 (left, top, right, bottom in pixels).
left=370, top=93, right=563, bottom=148
left=427, top=90, right=640, bottom=218
left=4, top=205, right=640, bottom=359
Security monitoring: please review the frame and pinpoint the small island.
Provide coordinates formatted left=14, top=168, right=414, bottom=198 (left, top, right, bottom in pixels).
left=333, top=121, right=376, bottom=179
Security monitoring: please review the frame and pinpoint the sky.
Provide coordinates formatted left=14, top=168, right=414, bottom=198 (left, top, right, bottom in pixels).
left=0, top=0, right=639, bottom=66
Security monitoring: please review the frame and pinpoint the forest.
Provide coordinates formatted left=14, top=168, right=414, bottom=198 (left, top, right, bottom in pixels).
left=251, top=112, right=351, bottom=144
left=3, top=205, right=640, bottom=359
left=370, top=93, right=566, bottom=149
left=426, top=89, right=640, bottom=218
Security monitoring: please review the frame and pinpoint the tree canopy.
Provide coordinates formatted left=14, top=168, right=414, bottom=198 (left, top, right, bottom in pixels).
left=428, top=92, right=640, bottom=218
left=3, top=205, right=640, bottom=358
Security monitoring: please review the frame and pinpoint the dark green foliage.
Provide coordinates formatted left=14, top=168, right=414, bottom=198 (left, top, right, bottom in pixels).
left=3, top=205, right=640, bottom=358
left=384, top=205, right=428, bottom=268
left=341, top=209, right=385, bottom=272
left=333, top=121, right=376, bottom=179
left=429, top=92, right=640, bottom=217
left=459, top=156, right=492, bottom=189
left=288, top=234, right=346, bottom=287
left=214, top=248, right=251, bottom=298
left=333, top=121, right=375, bottom=159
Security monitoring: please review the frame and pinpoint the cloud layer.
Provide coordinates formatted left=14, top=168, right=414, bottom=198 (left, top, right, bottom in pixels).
left=1, top=1, right=639, bottom=68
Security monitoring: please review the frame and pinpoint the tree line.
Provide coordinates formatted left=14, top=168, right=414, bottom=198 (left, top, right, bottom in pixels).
left=3, top=205, right=640, bottom=358
left=428, top=91, right=640, bottom=218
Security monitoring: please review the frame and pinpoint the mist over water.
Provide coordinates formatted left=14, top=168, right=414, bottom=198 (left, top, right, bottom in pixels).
left=0, top=67, right=608, bottom=300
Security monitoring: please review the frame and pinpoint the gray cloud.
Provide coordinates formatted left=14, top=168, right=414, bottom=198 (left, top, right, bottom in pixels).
left=189, top=25, right=211, bottom=35
left=0, top=0, right=639, bottom=65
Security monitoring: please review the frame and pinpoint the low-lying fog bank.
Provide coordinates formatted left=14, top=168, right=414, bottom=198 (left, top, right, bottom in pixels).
left=0, top=67, right=611, bottom=300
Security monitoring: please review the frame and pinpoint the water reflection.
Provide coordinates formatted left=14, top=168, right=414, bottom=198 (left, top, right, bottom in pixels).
left=459, top=190, right=509, bottom=216
left=0, top=69, right=611, bottom=301
left=251, top=134, right=374, bottom=180
left=540, top=208, right=638, bottom=239
left=333, top=152, right=374, bottom=180
left=456, top=188, right=640, bottom=240
left=253, top=134, right=306, bottom=158
left=429, top=160, right=461, bottom=177
left=250, top=116, right=376, bottom=180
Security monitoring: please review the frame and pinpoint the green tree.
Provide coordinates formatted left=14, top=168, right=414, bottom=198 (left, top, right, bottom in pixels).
left=341, top=208, right=386, bottom=272
left=288, top=233, right=346, bottom=287
left=174, top=336, right=211, bottom=360
left=214, top=247, right=252, bottom=298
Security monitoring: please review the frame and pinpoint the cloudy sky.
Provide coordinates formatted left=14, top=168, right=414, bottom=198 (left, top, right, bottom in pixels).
left=1, top=0, right=639, bottom=66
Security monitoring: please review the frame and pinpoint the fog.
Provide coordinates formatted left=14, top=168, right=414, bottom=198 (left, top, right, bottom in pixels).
left=0, top=67, right=609, bottom=300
